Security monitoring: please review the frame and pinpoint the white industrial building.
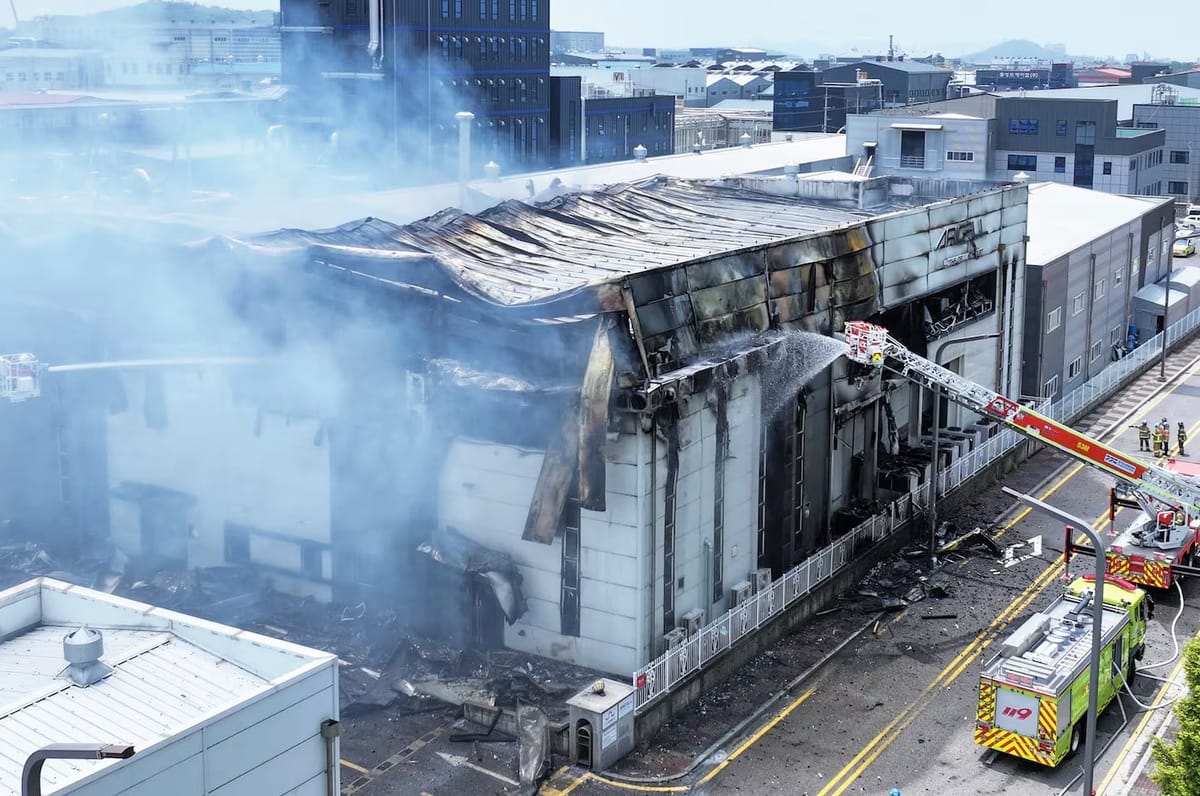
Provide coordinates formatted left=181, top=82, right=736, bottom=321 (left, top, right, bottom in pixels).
left=0, top=578, right=339, bottom=796
left=0, top=174, right=1028, bottom=676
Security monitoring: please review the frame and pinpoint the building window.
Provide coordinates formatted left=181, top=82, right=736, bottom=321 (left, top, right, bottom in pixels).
left=1009, top=118, right=1039, bottom=134
left=479, top=0, right=487, bottom=14
left=1095, top=278, right=1106, bottom=300
left=946, top=150, right=974, bottom=161
left=1129, top=158, right=1137, bottom=172
left=1072, top=292, right=1085, bottom=316
left=1169, top=181, right=1189, bottom=195
left=1136, top=121, right=1158, bottom=129
left=441, top=0, right=449, bottom=16
left=531, top=0, right=538, bottom=19
left=1068, top=357, right=1082, bottom=378
left=1056, top=120, right=1067, bottom=136
left=491, top=0, right=498, bottom=18
left=1103, top=161, right=1112, bottom=175
left=509, top=0, right=515, bottom=18
left=300, top=542, right=323, bottom=579
left=455, top=0, right=463, bottom=17
left=1171, top=150, right=1190, bottom=164
left=1046, top=306, right=1062, bottom=332
left=1043, top=374, right=1059, bottom=397
left=1008, top=154, right=1037, bottom=171
left=1090, top=340, right=1103, bottom=362
left=224, top=525, right=250, bottom=563
left=1054, top=156, right=1066, bottom=173
left=1110, top=325, right=1122, bottom=344
left=1114, top=266, right=1123, bottom=285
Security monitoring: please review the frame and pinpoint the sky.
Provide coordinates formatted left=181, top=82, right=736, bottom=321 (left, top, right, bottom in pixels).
left=4, top=0, right=1191, bottom=61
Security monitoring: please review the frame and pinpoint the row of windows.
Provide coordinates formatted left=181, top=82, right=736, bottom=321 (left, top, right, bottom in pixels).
left=3, top=71, right=67, bottom=82
left=1009, top=154, right=1135, bottom=177
left=946, top=150, right=974, bottom=161
left=440, top=75, right=544, bottom=103
left=440, top=34, right=543, bottom=61
left=439, top=0, right=540, bottom=21
left=1043, top=268, right=1127, bottom=333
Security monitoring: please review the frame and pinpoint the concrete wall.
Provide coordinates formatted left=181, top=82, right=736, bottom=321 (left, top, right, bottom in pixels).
left=106, top=369, right=332, bottom=599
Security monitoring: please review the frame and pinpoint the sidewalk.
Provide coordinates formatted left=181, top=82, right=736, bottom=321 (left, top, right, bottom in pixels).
left=1106, top=709, right=1175, bottom=796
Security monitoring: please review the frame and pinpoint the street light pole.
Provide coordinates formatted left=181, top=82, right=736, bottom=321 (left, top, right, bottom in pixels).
left=1001, top=487, right=1107, bottom=796
left=927, top=331, right=1002, bottom=560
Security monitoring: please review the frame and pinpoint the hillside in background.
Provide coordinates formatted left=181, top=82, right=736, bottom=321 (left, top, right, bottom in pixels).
left=87, top=1, right=275, bottom=24
left=962, top=39, right=1066, bottom=62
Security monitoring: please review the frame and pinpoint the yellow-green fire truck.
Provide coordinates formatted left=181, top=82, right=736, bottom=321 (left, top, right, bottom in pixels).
left=974, top=575, right=1150, bottom=766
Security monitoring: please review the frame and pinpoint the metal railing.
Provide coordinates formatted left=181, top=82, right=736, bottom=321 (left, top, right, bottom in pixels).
left=633, top=494, right=915, bottom=713
left=899, top=155, right=926, bottom=169
left=631, top=304, right=1200, bottom=715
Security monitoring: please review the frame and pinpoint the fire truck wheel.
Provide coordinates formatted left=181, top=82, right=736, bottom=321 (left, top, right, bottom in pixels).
left=1126, top=655, right=1137, bottom=686
left=1069, top=722, right=1084, bottom=758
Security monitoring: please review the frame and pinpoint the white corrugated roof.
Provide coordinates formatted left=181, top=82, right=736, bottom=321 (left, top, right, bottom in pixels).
left=1026, top=182, right=1173, bottom=264
left=0, top=579, right=334, bottom=796
left=180, top=134, right=850, bottom=235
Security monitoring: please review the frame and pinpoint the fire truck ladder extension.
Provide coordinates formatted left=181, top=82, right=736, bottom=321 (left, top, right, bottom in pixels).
left=841, top=322, right=1200, bottom=516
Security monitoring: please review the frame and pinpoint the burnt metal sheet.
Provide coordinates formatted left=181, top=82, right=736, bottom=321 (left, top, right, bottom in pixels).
left=522, top=402, right=579, bottom=545
left=578, top=320, right=615, bottom=512
left=688, top=276, right=768, bottom=323
left=684, top=254, right=765, bottom=291
left=635, top=294, right=696, bottom=338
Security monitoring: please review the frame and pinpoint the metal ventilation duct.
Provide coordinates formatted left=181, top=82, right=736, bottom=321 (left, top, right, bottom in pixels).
left=62, top=627, right=113, bottom=687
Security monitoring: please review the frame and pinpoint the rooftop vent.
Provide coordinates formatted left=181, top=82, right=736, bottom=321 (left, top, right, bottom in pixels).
left=740, top=132, right=752, bottom=148
left=62, top=627, right=113, bottom=687
left=633, top=144, right=648, bottom=160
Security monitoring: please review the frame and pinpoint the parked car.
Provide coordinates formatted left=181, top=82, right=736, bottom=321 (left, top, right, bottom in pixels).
left=1174, top=238, right=1196, bottom=257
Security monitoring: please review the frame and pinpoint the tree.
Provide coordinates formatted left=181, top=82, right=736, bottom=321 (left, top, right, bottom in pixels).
left=1151, top=637, right=1200, bottom=795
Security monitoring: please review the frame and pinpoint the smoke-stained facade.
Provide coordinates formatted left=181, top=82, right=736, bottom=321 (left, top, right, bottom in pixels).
left=280, top=0, right=551, bottom=179
left=0, top=178, right=1028, bottom=675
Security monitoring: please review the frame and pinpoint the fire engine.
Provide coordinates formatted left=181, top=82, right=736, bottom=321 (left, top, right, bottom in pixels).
left=843, top=321, right=1200, bottom=589
left=975, top=574, right=1149, bottom=766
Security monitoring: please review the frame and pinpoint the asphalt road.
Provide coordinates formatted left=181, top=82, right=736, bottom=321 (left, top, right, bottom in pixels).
left=680, top=352, right=1200, bottom=796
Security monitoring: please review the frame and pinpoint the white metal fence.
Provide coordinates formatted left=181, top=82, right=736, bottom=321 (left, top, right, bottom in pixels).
left=631, top=304, right=1200, bottom=715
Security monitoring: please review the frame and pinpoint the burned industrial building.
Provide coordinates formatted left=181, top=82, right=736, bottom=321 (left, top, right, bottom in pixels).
left=0, top=175, right=1027, bottom=675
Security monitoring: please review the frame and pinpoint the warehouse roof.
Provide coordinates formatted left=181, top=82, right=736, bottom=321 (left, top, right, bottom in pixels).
left=0, top=578, right=334, bottom=796
left=1025, top=182, right=1172, bottom=264
left=247, top=177, right=875, bottom=307
left=832, top=59, right=954, bottom=74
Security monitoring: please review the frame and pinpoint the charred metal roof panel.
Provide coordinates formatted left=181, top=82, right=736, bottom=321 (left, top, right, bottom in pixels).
left=284, top=179, right=874, bottom=306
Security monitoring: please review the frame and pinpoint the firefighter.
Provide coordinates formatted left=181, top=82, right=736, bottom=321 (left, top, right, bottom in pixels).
left=1131, top=421, right=1152, bottom=451
left=1154, top=426, right=1168, bottom=457
left=1179, top=422, right=1188, bottom=457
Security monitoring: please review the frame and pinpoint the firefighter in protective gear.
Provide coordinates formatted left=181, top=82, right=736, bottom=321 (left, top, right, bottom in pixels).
left=1131, top=421, right=1152, bottom=451
left=1154, top=426, right=1169, bottom=457
left=1179, top=422, right=1188, bottom=457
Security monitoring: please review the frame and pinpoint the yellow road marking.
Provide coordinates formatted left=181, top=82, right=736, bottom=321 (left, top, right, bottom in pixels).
left=818, top=493, right=1151, bottom=796
left=340, top=759, right=371, bottom=775
left=694, top=688, right=816, bottom=785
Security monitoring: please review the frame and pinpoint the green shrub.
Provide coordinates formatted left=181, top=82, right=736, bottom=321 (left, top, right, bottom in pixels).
left=1151, top=637, right=1200, bottom=795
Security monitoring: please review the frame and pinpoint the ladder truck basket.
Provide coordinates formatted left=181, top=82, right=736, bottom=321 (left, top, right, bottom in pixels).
left=843, top=321, right=888, bottom=366
left=1, top=354, right=40, bottom=402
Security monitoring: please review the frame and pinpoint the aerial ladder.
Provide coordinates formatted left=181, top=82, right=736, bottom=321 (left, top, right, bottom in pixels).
left=843, top=321, right=1200, bottom=588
